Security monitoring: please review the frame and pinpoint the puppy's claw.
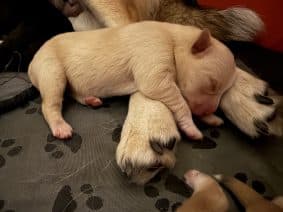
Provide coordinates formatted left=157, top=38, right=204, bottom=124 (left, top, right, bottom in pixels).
left=150, top=139, right=163, bottom=155
left=254, top=119, right=269, bottom=136
left=254, top=94, right=274, bottom=105
left=164, top=138, right=176, bottom=150
left=266, top=110, right=277, bottom=122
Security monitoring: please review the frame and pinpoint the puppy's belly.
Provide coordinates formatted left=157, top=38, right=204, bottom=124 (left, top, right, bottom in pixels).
left=70, top=79, right=137, bottom=104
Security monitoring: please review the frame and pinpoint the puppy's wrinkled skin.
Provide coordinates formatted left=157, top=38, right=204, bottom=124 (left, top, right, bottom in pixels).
left=215, top=175, right=283, bottom=212
left=28, top=22, right=237, bottom=140
left=116, top=92, right=180, bottom=185
left=177, top=170, right=229, bottom=212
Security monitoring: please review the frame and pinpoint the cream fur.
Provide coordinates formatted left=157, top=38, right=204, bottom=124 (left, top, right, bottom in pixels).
left=49, top=0, right=277, bottom=140
left=220, top=68, right=274, bottom=137
left=28, top=21, right=236, bottom=140
left=116, top=92, right=180, bottom=184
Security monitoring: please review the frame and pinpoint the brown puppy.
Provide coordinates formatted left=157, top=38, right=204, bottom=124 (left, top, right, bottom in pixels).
left=28, top=21, right=237, bottom=140
left=215, top=175, right=283, bottom=212
left=177, top=170, right=229, bottom=212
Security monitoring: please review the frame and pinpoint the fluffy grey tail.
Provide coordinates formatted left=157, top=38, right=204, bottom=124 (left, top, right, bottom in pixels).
left=158, top=1, right=264, bottom=42
left=219, top=7, right=264, bottom=41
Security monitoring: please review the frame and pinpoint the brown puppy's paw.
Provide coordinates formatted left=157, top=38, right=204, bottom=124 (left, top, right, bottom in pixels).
left=116, top=92, right=180, bottom=185
left=220, top=69, right=280, bottom=138
left=51, top=120, right=73, bottom=139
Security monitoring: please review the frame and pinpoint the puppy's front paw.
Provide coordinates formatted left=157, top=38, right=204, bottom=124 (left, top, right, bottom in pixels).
left=220, top=69, right=279, bottom=138
left=116, top=92, right=180, bottom=185
left=178, top=119, right=203, bottom=140
left=51, top=120, right=73, bottom=139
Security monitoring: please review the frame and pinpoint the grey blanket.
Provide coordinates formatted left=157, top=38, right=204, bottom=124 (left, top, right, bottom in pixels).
left=0, top=94, right=282, bottom=212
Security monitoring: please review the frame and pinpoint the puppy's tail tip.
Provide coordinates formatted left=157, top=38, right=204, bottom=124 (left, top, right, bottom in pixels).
left=220, top=7, right=264, bottom=41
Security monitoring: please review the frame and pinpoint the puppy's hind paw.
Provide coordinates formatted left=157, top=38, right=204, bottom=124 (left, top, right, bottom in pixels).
left=51, top=121, right=73, bottom=140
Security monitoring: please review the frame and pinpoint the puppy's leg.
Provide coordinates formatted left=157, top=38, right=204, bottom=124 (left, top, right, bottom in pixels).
left=135, top=71, right=202, bottom=140
left=116, top=92, right=180, bottom=184
left=220, top=68, right=279, bottom=138
left=30, top=59, right=73, bottom=139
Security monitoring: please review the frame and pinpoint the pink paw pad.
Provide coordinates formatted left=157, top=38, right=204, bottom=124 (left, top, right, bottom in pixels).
left=85, top=96, right=103, bottom=107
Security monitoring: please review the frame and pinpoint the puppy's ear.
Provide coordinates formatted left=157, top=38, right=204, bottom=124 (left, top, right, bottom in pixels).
left=191, top=29, right=211, bottom=54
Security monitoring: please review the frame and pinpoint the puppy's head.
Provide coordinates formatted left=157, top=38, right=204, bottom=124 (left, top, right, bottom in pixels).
left=183, top=169, right=217, bottom=191
left=177, top=29, right=237, bottom=117
left=182, top=170, right=229, bottom=211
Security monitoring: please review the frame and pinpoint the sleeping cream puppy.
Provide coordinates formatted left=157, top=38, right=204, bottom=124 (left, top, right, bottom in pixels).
left=28, top=21, right=237, bottom=140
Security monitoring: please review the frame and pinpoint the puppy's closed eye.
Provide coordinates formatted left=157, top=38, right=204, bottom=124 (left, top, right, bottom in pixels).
left=208, top=78, right=220, bottom=94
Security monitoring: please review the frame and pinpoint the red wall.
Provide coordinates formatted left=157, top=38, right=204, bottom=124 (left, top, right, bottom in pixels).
left=198, top=0, right=283, bottom=52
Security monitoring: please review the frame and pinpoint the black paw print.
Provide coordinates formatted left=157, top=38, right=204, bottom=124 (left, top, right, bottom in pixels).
left=112, top=124, right=122, bottom=143
left=233, top=172, right=267, bottom=211
left=0, top=199, right=15, bottom=212
left=25, top=106, right=38, bottom=114
left=144, top=173, right=193, bottom=212
left=0, top=138, right=23, bottom=169
left=234, top=172, right=266, bottom=194
left=53, top=184, right=104, bottom=212
left=44, top=133, right=82, bottom=159
left=182, top=127, right=220, bottom=149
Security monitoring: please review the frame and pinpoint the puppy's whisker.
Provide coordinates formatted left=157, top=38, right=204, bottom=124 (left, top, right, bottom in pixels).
left=100, top=159, right=115, bottom=173
left=55, top=158, right=98, bottom=184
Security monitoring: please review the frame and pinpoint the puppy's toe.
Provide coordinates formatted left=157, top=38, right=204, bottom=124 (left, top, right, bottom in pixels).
left=52, top=121, right=73, bottom=139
